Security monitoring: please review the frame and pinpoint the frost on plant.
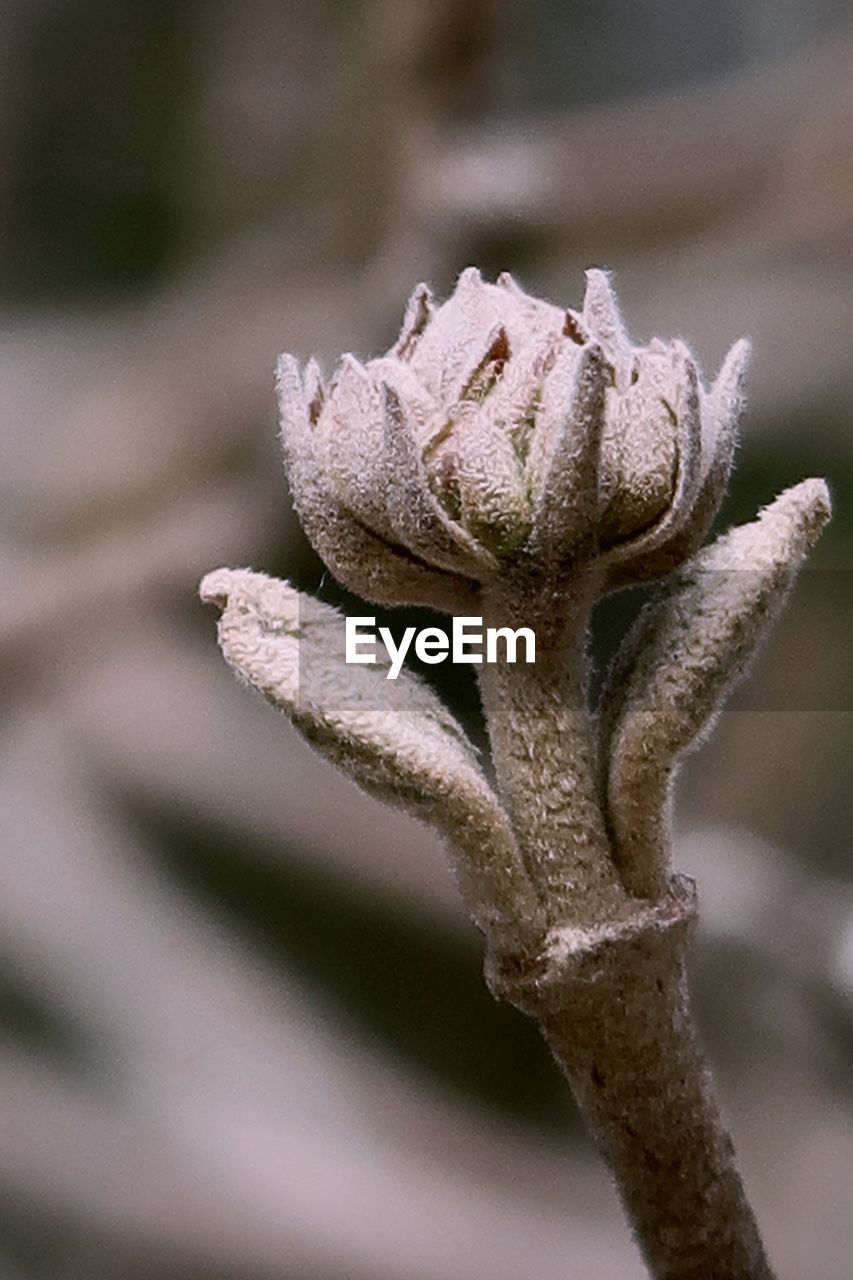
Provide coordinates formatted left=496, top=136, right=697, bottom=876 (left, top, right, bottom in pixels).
left=201, top=269, right=829, bottom=1280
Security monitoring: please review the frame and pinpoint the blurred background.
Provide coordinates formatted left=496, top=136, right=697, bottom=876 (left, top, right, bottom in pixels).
left=1, top=1, right=851, bottom=1276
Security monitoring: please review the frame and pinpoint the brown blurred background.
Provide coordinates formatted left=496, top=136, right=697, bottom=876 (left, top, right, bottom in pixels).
left=1, top=2, right=851, bottom=1277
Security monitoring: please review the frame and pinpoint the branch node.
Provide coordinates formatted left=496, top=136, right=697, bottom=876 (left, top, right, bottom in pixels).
left=485, top=874, right=697, bottom=1017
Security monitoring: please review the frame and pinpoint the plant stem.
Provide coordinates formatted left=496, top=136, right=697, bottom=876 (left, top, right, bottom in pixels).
left=486, top=844, right=775, bottom=1280
left=478, top=583, right=774, bottom=1280
left=477, top=577, right=627, bottom=928
left=523, top=897, right=771, bottom=1279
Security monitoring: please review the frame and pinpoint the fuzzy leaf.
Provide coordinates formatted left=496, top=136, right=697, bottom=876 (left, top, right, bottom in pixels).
left=320, top=353, right=393, bottom=538
left=381, top=382, right=496, bottom=577
left=199, top=568, right=543, bottom=947
left=408, top=267, right=503, bottom=404
left=277, top=354, right=477, bottom=613
left=604, top=338, right=750, bottom=589
left=601, top=342, right=703, bottom=583
left=528, top=343, right=608, bottom=563
left=391, top=281, right=434, bottom=360
left=451, top=404, right=531, bottom=554
left=599, top=479, right=831, bottom=896
left=581, top=269, right=633, bottom=389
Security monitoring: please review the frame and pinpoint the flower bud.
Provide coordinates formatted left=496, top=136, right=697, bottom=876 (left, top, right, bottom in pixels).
left=278, top=268, right=750, bottom=609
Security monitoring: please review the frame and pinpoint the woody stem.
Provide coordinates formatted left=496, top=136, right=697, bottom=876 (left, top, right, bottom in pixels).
left=476, top=581, right=774, bottom=1280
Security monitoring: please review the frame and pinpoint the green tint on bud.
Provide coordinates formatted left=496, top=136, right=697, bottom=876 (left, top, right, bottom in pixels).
left=278, top=268, right=752, bottom=610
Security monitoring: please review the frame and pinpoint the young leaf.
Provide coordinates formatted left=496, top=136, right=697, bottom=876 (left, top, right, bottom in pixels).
left=599, top=479, right=831, bottom=896
left=200, top=568, right=544, bottom=948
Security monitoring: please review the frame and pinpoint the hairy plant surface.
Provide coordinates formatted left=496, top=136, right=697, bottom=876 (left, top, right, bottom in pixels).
left=202, top=269, right=830, bottom=1280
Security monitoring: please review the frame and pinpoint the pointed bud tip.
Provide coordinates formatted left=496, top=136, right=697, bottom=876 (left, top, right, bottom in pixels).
left=393, top=283, right=434, bottom=357
left=336, top=352, right=368, bottom=381
left=583, top=267, right=618, bottom=308
left=276, top=353, right=325, bottom=400
left=728, top=336, right=752, bottom=365
left=497, top=271, right=523, bottom=293
left=457, top=266, right=484, bottom=291
left=763, top=478, right=832, bottom=547
left=582, top=269, right=634, bottom=380
left=275, top=352, right=300, bottom=389
left=409, top=281, right=433, bottom=303
left=715, top=338, right=752, bottom=391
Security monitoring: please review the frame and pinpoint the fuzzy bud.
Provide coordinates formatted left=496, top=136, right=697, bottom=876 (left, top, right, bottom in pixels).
left=279, top=269, right=751, bottom=610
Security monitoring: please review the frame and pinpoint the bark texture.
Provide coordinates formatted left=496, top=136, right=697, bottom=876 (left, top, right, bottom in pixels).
left=488, top=879, right=773, bottom=1280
